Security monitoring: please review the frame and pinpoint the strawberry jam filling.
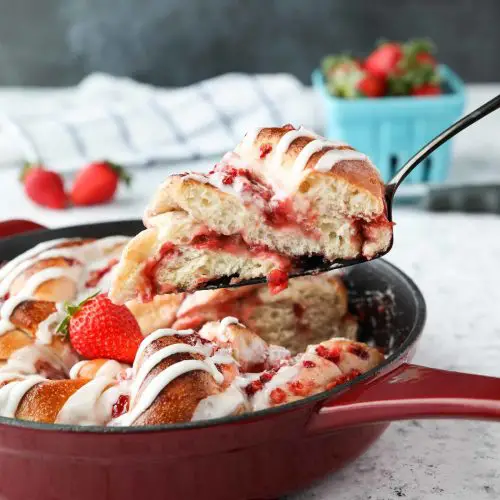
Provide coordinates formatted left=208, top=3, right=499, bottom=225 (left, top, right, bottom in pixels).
left=269, top=387, right=287, bottom=405
left=245, top=379, right=263, bottom=396
left=85, top=258, right=118, bottom=288
left=140, top=243, right=178, bottom=302
left=259, top=143, right=273, bottom=159
left=210, top=159, right=318, bottom=236
left=267, top=269, right=289, bottom=295
left=191, top=232, right=292, bottom=294
left=112, top=394, right=130, bottom=419
left=325, top=369, right=362, bottom=390
left=191, top=233, right=248, bottom=254
left=347, top=343, right=370, bottom=360
left=315, top=344, right=342, bottom=364
left=302, top=360, right=316, bottom=368
left=288, top=379, right=315, bottom=397
left=351, top=214, right=394, bottom=258
left=259, top=370, right=276, bottom=383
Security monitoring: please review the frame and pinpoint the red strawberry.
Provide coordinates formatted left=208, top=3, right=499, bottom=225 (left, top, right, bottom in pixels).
left=20, top=164, right=67, bottom=210
left=411, top=83, right=441, bottom=96
left=415, top=52, right=436, bottom=67
left=364, top=42, right=404, bottom=79
left=57, top=293, right=143, bottom=363
left=356, top=74, right=386, bottom=97
left=70, top=161, right=131, bottom=206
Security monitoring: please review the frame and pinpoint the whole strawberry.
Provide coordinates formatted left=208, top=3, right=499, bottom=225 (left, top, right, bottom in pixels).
left=20, top=164, right=67, bottom=210
left=412, top=83, right=441, bottom=96
left=388, top=39, right=441, bottom=96
left=57, top=293, right=143, bottom=363
left=356, top=73, right=386, bottom=98
left=70, top=161, right=131, bottom=206
left=364, top=41, right=403, bottom=79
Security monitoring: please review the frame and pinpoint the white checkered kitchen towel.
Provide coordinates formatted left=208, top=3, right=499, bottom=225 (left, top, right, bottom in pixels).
left=0, top=72, right=317, bottom=172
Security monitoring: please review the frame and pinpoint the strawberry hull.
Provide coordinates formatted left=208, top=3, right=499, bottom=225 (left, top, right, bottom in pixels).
left=2, top=219, right=500, bottom=500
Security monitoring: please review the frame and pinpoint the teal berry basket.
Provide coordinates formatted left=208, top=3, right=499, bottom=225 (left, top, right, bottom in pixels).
left=311, top=64, right=466, bottom=185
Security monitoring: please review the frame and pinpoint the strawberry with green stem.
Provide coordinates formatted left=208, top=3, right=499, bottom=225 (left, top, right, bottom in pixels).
left=20, top=163, right=67, bottom=210
left=70, top=161, right=131, bottom=206
left=57, top=292, right=143, bottom=364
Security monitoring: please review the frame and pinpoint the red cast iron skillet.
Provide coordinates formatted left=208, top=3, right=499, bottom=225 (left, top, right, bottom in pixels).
left=1, top=219, right=500, bottom=500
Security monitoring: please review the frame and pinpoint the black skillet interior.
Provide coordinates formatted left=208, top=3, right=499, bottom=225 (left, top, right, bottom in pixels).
left=0, top=219, right=426, bottom=358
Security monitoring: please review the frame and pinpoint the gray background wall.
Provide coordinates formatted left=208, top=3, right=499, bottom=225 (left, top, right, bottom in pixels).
left=0, top=0, right=497, bottom=87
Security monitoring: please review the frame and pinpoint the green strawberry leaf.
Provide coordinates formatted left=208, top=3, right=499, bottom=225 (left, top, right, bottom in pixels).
left=56, top=291, right=100, bottom=338
left=106, top=161, right=132, bottom=187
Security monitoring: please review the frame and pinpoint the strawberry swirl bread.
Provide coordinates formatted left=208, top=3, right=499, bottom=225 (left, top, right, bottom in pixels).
left=0, top=234, right=384, bottom=426
left=109, top=125, right=392, bottom=301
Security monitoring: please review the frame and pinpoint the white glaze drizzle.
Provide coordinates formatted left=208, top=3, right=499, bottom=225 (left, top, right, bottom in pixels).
left=252, top=364, right=300, bottom=411
left=218, top=316, right=240, bottom=341
left=130, top=343, right=219, bottom=403
left=55, top=376, right=118, bottom=426
left=210, top=350, right=237, bottom=365
left=69, top=359, right=127, bottom=380
left=292, top=138, right=346, bottom=176
left=0, top=344, right=67, bottom=376
left=115, top=359, right=223, bottom=426
left=191, top=383, right=246, bottom=421
left=239, top=127, right=263, bottom=151
left=0, top=375, right=45, bottom=418
left=69, top=360, right=88, bottom=380
left=0, top=235, right=130, bottom=357
left=234, top=372, right=261, bottom=388
left=0, top=238, right=73, bottom=283
left=1, top=266, right=81, bottom=318
left=271, top=127, right=318, bottom=170
left=0, top=236, right=134, bottom=424
left=133, top=328, right=194, bottom=371
left=35, top=310, right=64, bottom=345
left=0, top=372, right=25, bottom=383
left=314, top=149, right=368, bottom=172
left=0, top=235, right=129, bottom=306
left=0, top=247, right=86, bottom=298
left=95, top=360, right=127, bottom=379
left=0, top=319, right=14, bottom=337
left=112, top=327, right=230, bottom=425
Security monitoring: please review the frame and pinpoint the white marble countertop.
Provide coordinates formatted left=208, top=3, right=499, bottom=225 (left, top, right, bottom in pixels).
left=0, top=85, right=500, bottom=499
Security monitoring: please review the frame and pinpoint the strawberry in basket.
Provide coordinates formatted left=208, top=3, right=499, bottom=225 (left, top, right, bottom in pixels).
left=321, top=54, right=385, bottom=98
left=322, top=38, right=441, bottom=98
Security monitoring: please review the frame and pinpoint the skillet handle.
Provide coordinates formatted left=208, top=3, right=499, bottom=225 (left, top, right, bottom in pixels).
left=0, top=219, right=47, bottom=239
left=307, top=363, right=500, bottom=434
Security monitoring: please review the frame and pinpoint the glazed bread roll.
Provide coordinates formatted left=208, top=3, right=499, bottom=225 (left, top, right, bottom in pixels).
left=110, top=125, right=392, bottom=302
left=0, top=237, right=130, bottom=381
left=250, top=337, right=384, bottom=411
left=111, top=328, right=248, bottom=426
left=0, top=373, right=128, bottom=425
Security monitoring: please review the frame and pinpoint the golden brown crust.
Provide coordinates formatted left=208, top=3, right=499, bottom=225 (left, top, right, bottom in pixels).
left=16, top=378, right=88, bottom=423
left=9, top=258, right=79, bottom=302
left=74, top=359, right=108, bottom=379
left=9, top=300, right=57, bottom=336
left=251, top=127, right=385, bottom=200
left=55, top=239, right=94, bottom=249
left=0, top=329, right=34, bottom=360
left=132, top=336, right=219, bottom=425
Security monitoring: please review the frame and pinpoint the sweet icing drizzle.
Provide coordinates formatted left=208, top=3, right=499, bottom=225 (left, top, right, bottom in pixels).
left=0, top=375, right=45, bottom=418
left=55, top=377, right=119, bottom=426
